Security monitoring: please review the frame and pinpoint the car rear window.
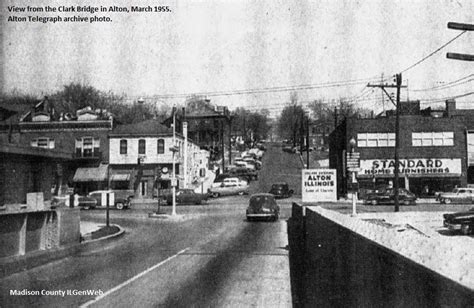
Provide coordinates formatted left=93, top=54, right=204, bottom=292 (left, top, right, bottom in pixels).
left=250, top=196, right=276, bottom=208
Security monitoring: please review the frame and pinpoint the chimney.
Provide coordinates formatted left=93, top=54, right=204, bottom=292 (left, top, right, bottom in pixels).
left=446, top=99, right=456, bottom=117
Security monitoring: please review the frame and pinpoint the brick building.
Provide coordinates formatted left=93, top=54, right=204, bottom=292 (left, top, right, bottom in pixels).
left=329, top=100, right=474, bottom=198
left=0, top=99, right=114, bottom=195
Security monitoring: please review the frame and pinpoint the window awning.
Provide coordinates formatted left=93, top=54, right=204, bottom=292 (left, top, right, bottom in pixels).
left=73, top=165, right=108, bottom=182
left=110, top=173, right=131, bottom=181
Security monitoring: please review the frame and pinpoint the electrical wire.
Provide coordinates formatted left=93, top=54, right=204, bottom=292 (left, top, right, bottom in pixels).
left=419, top=91, right=474, bottom=103
left=400, top=31, right=467, bottom=74
left=411, top=73, right=474, bottom=91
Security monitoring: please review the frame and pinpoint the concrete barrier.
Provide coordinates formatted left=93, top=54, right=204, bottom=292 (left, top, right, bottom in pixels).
left=288, top=203, right=474, bottom=307
left=0, top=207, right=80, bottom=259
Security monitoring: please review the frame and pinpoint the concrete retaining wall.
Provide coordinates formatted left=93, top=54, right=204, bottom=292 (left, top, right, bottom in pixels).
left=288, top=203, right=474, bottom=307
left=0, top=207, right=80, bottom=259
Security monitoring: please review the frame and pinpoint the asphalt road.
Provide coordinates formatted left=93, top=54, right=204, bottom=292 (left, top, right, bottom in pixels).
left=0, top=144, right=301, bottom=307
left=0, top=197, right=297, bottom=307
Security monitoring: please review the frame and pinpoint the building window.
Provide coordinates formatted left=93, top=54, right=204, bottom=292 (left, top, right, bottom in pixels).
left=76, top=137, right=100, bottom=157
left=31, top=138, right=55, bottom=149
left=357, top=133, right=395, bottom=147
left=157, top=139, right=165, bottom=154
left=120, top=139, right=127, bottom=154
left=412, top=132, right=453, bottom=147
left=138, top=139, right=146, bottom=154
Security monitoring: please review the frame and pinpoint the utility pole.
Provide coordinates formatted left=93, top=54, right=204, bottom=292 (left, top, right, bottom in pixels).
left=368, top=74, right=406, bottom=212
left=306, top=115, right=310, bottom=168
left=228, top=116, right=232, bottom=166
left=221, top=119, right=225, bottom=173
left=171, top=106, right=177, bottom=216
left=447, top=22, right=474, bottom=61
left=182, top=107, right=187, bottom=188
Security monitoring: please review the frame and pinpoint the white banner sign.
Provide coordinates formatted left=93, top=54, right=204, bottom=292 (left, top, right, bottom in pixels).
left=302, top=169, right=337, bottom=203
left=360, top=158, right=462, bottom=176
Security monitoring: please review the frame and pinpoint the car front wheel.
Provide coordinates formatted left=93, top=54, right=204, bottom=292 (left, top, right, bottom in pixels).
left=212, top=192, right=220, bottom=198
left=116, top=202, right=124, bottom=210
left=371, top=199, right=378, bottom=206
left=444, top=198, right=452, bottom=204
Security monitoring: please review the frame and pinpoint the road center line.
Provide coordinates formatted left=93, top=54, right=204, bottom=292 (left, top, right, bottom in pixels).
left=80, top=247, right=190, bottom=308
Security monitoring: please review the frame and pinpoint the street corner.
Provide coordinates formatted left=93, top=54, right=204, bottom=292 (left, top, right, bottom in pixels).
left=81, top=224, right=125, bottom=242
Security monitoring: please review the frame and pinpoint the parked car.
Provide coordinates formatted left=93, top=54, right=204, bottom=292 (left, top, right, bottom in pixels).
left=246, top=193, right=280, bottom=222
left=269, top=182, right=294, bottom=199
left=235, top=160, right=256, bottom=170
left=242, top=158, right=261, bottom=170
left=443, top=208, right=474, bottom=235
left=438, top=188, right=474, bottom=204
left=209, top=180, right=249, bottom=197
left=165, top=189, right=208, bottom=205
left=212, top=174, right=248, bottom=188
left=364, top=188, right=417, bottom=205
left=88, top=190, right=133, bottom=210
left=228, top=167, right=258, bottom=181
left=77, top=195, right=98, bottom=210
left=282, top=145, right=293, bottom=153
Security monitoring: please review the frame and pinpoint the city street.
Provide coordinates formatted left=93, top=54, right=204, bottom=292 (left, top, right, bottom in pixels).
left=0, top=144, right=300, bottom=307
left=2, top=144, right=473, bottom=307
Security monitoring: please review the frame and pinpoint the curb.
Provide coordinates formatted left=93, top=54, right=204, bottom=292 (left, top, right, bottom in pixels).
left=81, top=224, right=125, bottom=243
left=0, top=224, right=125, bottom=279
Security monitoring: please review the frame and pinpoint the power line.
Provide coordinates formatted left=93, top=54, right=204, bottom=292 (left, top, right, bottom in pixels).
left=400, top=31, right=467, bottom=74
left=418, top=91, right=474, bottom=103
left=147, top=77, right=381, bottom=99
left=411, top=73, right=474, bottom=91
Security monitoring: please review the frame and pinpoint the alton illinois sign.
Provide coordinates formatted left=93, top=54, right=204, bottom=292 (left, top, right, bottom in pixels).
left=360, top=158, right=462, bottom=176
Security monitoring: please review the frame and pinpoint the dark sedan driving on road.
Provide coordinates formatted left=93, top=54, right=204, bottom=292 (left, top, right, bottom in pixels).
left=269, top=182, right=293, bottom=199
left=246, top=193, right=280, bottom=222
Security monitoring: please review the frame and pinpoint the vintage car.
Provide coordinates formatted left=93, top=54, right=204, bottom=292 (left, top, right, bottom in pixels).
left=269, top=182, right=294, bottom=199
left=165, top=189, right=208, bottom=205
left=87, top=190, right=134, bottom=210
left=438, top=188, right=474, bottom=204
left=228, top=167, right=258, bottom=181
left=212, top=174, right=248, bottom=188
left=77, top=195, right=98, bottom=210
left=209, top=179, right=249, bottom=197
left=364, top=188, right=417, bottom=206
left=443, top=208, right=474, bottom=235
left=246, top=193, right=280, bottom=222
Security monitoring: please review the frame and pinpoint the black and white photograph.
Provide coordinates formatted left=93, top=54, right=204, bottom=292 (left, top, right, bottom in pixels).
left=0, top=0, right=473, bottom=306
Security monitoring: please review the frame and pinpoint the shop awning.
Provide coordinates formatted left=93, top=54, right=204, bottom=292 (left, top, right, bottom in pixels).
left=73, top=165, right=108, bottom=182
left=110, top=173, right=131, bottom=181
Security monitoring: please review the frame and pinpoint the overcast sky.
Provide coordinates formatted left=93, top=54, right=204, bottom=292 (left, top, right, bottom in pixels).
left=1, top=0, right=473, bottom=116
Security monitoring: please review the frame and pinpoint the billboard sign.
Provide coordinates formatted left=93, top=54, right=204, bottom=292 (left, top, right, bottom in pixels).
left=302, top=169, right=337, bottom=203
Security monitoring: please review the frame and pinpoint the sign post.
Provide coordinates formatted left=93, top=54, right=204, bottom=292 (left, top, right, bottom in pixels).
left=346, top=151, right=360, bottom=216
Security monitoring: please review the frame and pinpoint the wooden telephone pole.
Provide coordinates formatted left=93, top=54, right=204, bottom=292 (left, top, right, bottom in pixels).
left=368, top=74, right=406, bottom=212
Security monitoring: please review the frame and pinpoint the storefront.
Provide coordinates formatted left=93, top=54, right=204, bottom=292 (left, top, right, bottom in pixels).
left=357, top=158, right=462, bottom=196
left=73, top=164, right=108, bottom=194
